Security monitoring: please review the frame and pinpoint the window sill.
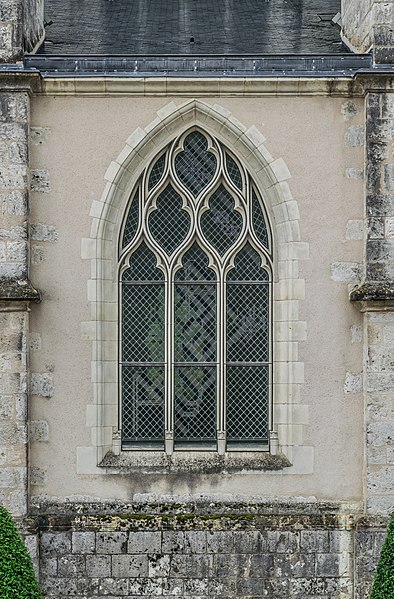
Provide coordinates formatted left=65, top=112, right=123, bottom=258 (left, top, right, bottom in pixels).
left=99, top=450, right=291, bottom=474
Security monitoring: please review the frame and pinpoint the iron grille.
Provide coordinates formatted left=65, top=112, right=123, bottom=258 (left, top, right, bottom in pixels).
left=148, top=154, right=166, bottom=191
left=174, top=131, right=217, bottom=196
left=122, top=191, right=139, bottom=248
left=200, top=185, right=243, bottom=256
left=148, top=184, right=190, bottom=256
left=122, top=367, right=165, bottom=443
left=252, top=190, right=270, bottom=250
left=174, top=366, right=217, bottom=443
left=226, top=366, right=269, bottom=443
left=226, top=154, right=243, bottom=190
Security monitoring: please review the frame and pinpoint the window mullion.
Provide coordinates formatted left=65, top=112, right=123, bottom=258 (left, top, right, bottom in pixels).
left=165, top=268, right=174, bottom=454
left=217, top=270, right=226, bottom=455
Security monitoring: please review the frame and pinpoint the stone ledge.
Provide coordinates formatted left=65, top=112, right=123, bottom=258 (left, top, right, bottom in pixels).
left=350, top=281, right=394, bottom=302
left=0, top=279, right=41, bottom=302
left=28, top=498, right=362, bottom=518
left=99, top=450, right=291, bottom=474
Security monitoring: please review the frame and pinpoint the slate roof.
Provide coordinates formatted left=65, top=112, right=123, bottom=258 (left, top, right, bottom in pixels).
left=40, top=0, right=345, bottom=56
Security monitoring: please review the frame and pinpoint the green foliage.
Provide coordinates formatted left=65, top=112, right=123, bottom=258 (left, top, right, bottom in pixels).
left=370, top=512, right=394, bottom=599
left=0, top=505, right=42, bottom=599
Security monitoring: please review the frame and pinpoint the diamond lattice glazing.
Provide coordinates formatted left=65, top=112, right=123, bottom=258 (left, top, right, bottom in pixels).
left=174, top=131, right=217, bottom=196
left=122, top=367, right=164, bottom=442
left=200, top=185, right=243, bottom=256
left=174, top=366, right=217, bottom=442
left=122, top=242, right=164, bottom=281
left=122, top=191, right=140, bottom=249
left=175, top=243, right=216, bottom=281
left=122, top=284, right=165, bottom=363
left=226, top=154, right=243, bottom=190
left=148, top=153, right=166, bottom=191
left=148, top=184, right=190, bottom=256
left=252, top=190, right=270, bottom=249
left=175, top=284, right=216, bottom=363
left=226, top=366, right=269, bottom=443
left=227, top=243, right=269, bottom=282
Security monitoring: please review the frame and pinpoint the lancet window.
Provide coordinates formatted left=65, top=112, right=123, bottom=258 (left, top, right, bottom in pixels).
left=119, top=129, right=273, bottom=453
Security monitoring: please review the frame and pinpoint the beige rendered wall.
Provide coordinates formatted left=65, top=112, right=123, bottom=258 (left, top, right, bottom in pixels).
left=28, top=94, right=364, bottom=505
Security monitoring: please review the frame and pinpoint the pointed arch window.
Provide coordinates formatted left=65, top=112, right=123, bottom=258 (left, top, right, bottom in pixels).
left=119, top=129, right=273, bottom=453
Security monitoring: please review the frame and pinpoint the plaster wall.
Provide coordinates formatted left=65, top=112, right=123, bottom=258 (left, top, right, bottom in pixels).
left=28, top=95, right=364, bottom=505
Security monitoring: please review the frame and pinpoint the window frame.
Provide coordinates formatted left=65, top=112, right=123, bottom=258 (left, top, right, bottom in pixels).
left=118, top=127, right=273, bottom=455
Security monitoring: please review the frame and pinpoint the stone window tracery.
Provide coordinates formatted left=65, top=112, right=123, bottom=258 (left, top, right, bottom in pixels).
left=118, top=128, right=273, bottom=454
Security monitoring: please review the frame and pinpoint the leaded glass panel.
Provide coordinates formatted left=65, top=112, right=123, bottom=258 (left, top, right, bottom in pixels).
left=148, top=184, right=190, bottom=256
left=226, top=154, right=243, bottom=190
left=122, top=191, right=140, bottom=249
left=175, top=243, right=216, bottom=282
left=226, top=366, right=269, bottom=444
left=120, top=129, right=272, bottom=452
left=122, top=285, right=165, bottom=363
left=252, top=190, right=270, bottom=250
left=200, top=185, right=243, bottom=256
left=148, top=153, right=166, bottom=191
left=227, top=284, right=269, bottom=363
left=174, top=366, right=217, bottom=443
left=227, top=243, right=269, bottom=282
left=175, top=285, right=216, bottom=363
left=174, top=132, right=217, bottom=196
left=122, top=367, right=165, bottom=444
left=122, top=242, right=164, bottom=281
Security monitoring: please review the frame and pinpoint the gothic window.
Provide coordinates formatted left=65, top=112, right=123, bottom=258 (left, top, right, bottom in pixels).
left=119, top=129, right=272, bottom=453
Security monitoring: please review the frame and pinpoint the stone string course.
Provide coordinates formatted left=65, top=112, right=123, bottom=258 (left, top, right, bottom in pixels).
left=19, top=508, right=388, bottom=599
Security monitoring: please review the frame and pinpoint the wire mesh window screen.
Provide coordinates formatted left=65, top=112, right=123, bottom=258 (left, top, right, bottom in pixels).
left=200, top=185, right=243, bottom=256
left=226, top=366, right=269, bottom=444
left=174, top=367, right=217, bottom=444
left=148, top=184, right=190, bottom=256
left=120, top=129, right=272, bottom=452
left=122, top=367, right=165, bottom=444
left=122, top=191, right=140, bottom=249
left=226, top=154, right=243, bottom=191
left=148, top=154, right=166, bottom=191
left=174, top=132, right=217, bottom=197
left=252, top=190, right=270, bottom=250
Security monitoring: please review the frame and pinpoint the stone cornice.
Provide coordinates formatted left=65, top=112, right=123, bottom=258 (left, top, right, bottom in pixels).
left=0, top=69, right=42, bottom=94
left=0, top=279, right=41, bottom=302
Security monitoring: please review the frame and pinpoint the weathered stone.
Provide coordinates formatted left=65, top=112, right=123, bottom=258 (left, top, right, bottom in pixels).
left=86, top=554, right=112, bottom=577
left=30, top=223, right=58, bottom=242
left=41, top=532, right=72, bottom=556
left=30, top=169, right=51, bottom=193
left=30, top=372, right=54, bottom=397
left=345, top=125, right=364, bottom=147
left=96, top=532, right=128, bottom=554
left=112, top=554, right=148, bottom=578
left=29, top=419, right=49, bottom=442
left=128, top=531, right=161, bottom=554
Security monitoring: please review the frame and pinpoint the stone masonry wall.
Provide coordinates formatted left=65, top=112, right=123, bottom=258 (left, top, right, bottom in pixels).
left=0, top=85, right=39, bottom=516
left=20, top=505, right=389, bottom=599
left=341, top=0, right=394, bottom=62
left=350, top=90, right=394, bottom=514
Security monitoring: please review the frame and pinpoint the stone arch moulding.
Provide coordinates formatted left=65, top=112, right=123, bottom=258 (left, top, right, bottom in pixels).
left=80, top=99, right=310, bottom=475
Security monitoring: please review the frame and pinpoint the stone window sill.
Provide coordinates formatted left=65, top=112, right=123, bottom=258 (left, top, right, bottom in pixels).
left=100, top=450, right=291, bottom=474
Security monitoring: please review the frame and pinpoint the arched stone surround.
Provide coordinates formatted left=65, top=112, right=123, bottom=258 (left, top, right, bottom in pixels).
left=80, top=99, right=310, bottom=473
